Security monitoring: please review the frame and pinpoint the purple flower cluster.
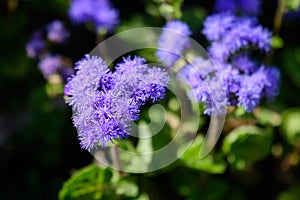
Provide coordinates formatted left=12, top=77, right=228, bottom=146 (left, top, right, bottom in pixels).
left=178, top=13, right=280, bottom=114
left=65, top=55, right=169, bottom=150
left=214, top=0, right=261, bottom=15
left=68, top=0, right=119, bottom=31
left=203, top=13, right=272, bottom=62
left=26, top=20, right=72, bottom=81
left=46, top=20, right=70, bottom=43
left=26, top=20, right=69, bottom=58
left=156, top=20, right=191, bottom=67
left=203, top=14, right=280, bottom=112
left=38, top=55, right=73, bottom=80
left=180, top=57, right=228, bottom=116
left=38, top=55, right=63, bottom=78
left=26, top=31, right=46, bottom=58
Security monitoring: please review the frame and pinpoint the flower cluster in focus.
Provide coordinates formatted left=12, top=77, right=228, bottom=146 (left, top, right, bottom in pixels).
left=64, top=55, right=169, bottom=150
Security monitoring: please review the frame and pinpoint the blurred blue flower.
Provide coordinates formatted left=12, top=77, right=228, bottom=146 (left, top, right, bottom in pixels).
left=264, top=67, right=281, bottom=100
left=180, top=57, right=228, bottom=116
left=203, top=13, right=271, bottom=62
left=214, top=0, right=261, bottom=15
left=65, top=55, right=169, bottom=150
left=46, top=20, right=69, bottom=43
left=26, top=31, right=45, bottom=58
left=38, top=55, right=63, bottom=78
left=68, top=0, right=119, bottom=31
left=156, top=20, right=191, bottom=67
left=237, top=68, right=267, bottom=111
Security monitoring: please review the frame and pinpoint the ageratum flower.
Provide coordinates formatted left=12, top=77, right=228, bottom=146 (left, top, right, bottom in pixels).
left=156, top=20, right=191, bottom=67
left=26, top=31, right=45, bottom=58
left=180, top=13, right=280, bottom=115
left=203, top=13, right=272, bottom=62
left=180, top=57, right=228, bottom=116
left=68, top=0, right=119, bottom=31
left=46, top=20, right=69, bottom=43
left=65, top=55, right=169, bottom=150
left=38, top=55, right=63, bottom=78
left=38, top=55, right=73, bottom=81
left=214, top=0, right=261, bottom=15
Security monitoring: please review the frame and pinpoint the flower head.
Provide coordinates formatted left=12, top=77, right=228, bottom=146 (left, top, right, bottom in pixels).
left=214, top=0, right=261, bottom=15
left=26, top=31, right=45, bottom=58
left=203, top=13, right=272, bottom=62
left=156, top=20, right=191, bottom=67
left=65, top=55, right=169, bottom=150
left=68, top=0, right=119, bottom=31
left=180, top=57, right=228, bottom=116
left=38, top=55, right=63, bottom=78
left=46, top=20, right=69, bottom=43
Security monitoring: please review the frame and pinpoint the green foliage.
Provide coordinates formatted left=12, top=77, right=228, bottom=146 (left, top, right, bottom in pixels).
left=59, top=165, right=146, bottom=200
left=280, top=108, right=300, bottom=146
left=278, top=185, right=300, bottom=200
left=180, top=135, right=226, bottom=174
left=222, top=126, right=273, bottom=169
left=59, top=165, right=113, bottom=200
left=285, top=0, right=300, bottom=11
left=281, top=48, right=300, bottom=88
left=271, top=35, right=285, bottom=49
left=253, top=107, right=282, bottom=127
left=145, top=0, right=184, bottom=20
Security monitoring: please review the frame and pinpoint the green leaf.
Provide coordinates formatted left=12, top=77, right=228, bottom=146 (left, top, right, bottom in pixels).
left=278, top=185, right=300, bottom=200
left=116, top=178, right=139, bottom=198
left=281, top=47, right=300, bottom=88
left=159, top=4, right=176, bottom=19
left=253, top=107, right=282, bottom=127
left=285, top=0, right=300, bottom=11
left=179, top=135, right=226, bottom=174
left=222, top=125, right=273, bottom=169
left=58, top=165, right=112, bottom=200
left=280, top=108, right=300, bottom=146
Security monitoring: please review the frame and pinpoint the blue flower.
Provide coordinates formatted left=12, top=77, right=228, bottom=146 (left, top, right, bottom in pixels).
left=202, top=13, right=235, bottom=41
left=156, top=20, right=191, bottom=67
left=203, top=14, right=271, bottom=62
left=65, top=55, right=169, bottom=150
left=38, top=55, right=63, bottom=78
left=180, top=57, right=228, bottom=116
left=68, top=0, right=119, bottom=31
left=264, top=67, right=281, bottom=100
left=237, top=67, right=269, bottom=111
left=26, top=31, right=45, bottom=58
left=231, top=53, right=258, bottom=74
left=46, top=20, right=69, bottom=43
left=214, top=0, right=261, bottom=15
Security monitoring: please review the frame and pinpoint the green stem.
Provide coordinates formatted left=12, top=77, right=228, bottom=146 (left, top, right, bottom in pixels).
left=111, top=145, right=123, bottom=175
left=273, top=0, right=286, bottom=35
left=265, top=0, right=286, bottom=65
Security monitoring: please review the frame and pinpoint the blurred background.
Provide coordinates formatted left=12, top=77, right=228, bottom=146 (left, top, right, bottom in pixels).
left=1, top=0, right=300, bottom=199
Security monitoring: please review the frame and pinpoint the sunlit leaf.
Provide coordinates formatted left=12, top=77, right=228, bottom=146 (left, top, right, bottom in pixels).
left=253, top=107, right=282, bottom=127
left=58, top=165, right=112, bottom=200
left=179, top=135, right=226, bottom=174
left=222, top=125, right=273, bottom=169
left=285, top=0, right=300, bottom=11
left=280, top=108, right=300, bottom=146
